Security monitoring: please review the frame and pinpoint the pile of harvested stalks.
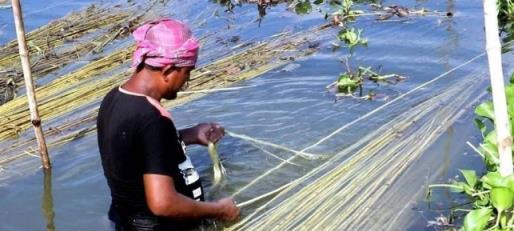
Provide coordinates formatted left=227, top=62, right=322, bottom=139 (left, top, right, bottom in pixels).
left=227, top=72, right=487, bottom=230
left=0, top=5, right=330, bottom=170
left=0, top=3, right=158, bottom=105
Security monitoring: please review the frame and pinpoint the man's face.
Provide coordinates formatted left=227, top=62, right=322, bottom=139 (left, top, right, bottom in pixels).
left=162, top=66, right=193, bottom=100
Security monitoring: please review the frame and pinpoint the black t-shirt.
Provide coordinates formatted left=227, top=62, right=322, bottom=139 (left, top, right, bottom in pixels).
left=97, top=87, right=204, bottom=228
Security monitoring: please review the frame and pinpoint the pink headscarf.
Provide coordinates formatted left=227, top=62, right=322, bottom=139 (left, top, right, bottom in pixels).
left=132, top=18, right=199, bottom=68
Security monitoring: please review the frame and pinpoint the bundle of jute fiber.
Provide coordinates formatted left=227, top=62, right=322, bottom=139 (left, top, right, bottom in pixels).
left=0, top=2, right=162, bottom=105
left=0, top=24, right=331, bottom=175
left=227, top=74, right=486, bottom=230
left=208, top=142, right=227, bottom=185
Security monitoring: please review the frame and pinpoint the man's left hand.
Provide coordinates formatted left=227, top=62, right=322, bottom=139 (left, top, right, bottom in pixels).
left=181, top=123, right=225, bottom=146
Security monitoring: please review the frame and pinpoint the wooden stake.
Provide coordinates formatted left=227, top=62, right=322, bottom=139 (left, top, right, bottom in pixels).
left=483, top=0, right=513, bottom=176
left=11, top=0, right=51, bottom=169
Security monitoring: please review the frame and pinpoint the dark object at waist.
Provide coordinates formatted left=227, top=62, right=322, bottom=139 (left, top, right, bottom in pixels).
left=109, top=203, right=201, bottom=231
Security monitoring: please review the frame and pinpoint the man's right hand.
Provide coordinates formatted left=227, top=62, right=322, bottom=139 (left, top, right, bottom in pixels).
left=216, top=197, right=240, bottom=221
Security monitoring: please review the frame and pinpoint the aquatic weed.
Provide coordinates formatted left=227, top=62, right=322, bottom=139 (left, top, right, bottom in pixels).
left=428, top=76, right=514, bottom=231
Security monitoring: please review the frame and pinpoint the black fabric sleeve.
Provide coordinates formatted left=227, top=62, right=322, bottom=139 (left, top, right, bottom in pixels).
left=140, top=116, right=186, bottom=176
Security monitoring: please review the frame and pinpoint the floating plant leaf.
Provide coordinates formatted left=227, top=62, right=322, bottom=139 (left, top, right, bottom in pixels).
left=480, top=131, right=499, bottom=170
left=475, top=101, right=495, bottom=121
left=490, top=187, right=514, bottom=211
left=483, top=152, right=499, bottom=172
left=337, top=73, right=360, bottom=94
left=449, top=182, right=466, bottom=193
left=482, top=171, right=507, bottom=189
left=460, top=169, right=478, bottom=188
left=481, top=141, right=499, bottom=161
left=505, top=84, right=514, bottom=101
left=474, top=119, right=487, bottom=137
left=481, top=171, right=514, bottom=192
left=463, top=208, right=492, bottom=231
left=337, top=28, right=367, bottom=49
left=295, top=1, right=312, bottom=15
left=313, top=0, right=324, bottom=5
left=505, top=85, right=514, bottom=117
left=484, top=130, right=498, bottom=146
left=474, top=193, right=490, bottom=206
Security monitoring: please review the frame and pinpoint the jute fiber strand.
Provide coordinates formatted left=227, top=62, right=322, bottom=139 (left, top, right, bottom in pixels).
left=226, top=131, right=326, bottom=160
left=0, top=50, right=132, bottom=140
left=0, top=5, right=127, bottom=63
left=227, top=74, right=486, bottom=230
left=0, top=25, right=330, bottom=169
left=0, top=6, right=130, bottom=86
left=208, top=142, right=226, bottom=185
left=228, top=52, right=486, bottom=199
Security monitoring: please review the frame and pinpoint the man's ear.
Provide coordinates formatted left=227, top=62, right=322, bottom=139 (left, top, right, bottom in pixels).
left=161, top=65, right=178, bottom=82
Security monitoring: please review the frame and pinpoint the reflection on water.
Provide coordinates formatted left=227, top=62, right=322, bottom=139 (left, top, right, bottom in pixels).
left=42, top=169, right=55, bottom=231
left=442, top=126, right=454, bottom=211
left=439, top=0, right=458, bottom=72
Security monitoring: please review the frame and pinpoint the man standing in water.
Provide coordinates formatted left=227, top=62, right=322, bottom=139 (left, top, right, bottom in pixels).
left=97, top=19, right=240, bottom=230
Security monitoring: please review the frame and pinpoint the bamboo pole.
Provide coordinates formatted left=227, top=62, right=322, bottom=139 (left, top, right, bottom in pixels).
left=11, top=0, right=51, bottom=169
left=483, top=0, right=512, bottom=176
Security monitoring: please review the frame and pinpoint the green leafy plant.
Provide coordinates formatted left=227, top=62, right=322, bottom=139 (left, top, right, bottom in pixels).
left=428, top=77, right=514, bottom=231
left=295, top=0, right=313, bottom=14
left=335, top=0, right=364, bottom=21
left=327, top=59, right=406, bottom=98
left=464, top=208, right=493, bottom=231
left=498, top=0, right=514, bottom=28
left=213, top=0, right=408, bottom=100
left=498, top=0, right=514, bottom=43
left=336, top=72, right=362, bottom=94
left=337, top=27, right=367, bottom=49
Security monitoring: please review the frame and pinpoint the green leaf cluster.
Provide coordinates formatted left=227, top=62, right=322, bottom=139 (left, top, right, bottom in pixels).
left=474, top=75, right=514, bottom=171
left=337, top=28, right=368, bottom=49
left=337, top=73, right=361, bottom=94
left=498, top=0, right=514, bottom=29
left=295, top=0, right=313, bottom=15
left=429, top=76, right=514, bottom=231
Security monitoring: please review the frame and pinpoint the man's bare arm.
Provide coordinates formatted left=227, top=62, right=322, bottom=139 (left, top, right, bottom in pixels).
left=143, top=174, right=239, bottom=221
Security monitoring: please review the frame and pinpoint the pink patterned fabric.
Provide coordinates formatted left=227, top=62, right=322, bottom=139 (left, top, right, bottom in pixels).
left=132, top=18, right=199, bottom=68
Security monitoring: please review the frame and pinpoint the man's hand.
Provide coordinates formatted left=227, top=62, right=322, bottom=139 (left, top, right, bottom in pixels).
left=195, top=122, right=224, bottom=145
left=179, top=123, right=225, bottom=146
left=216, top=197, right=240, bottom=221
